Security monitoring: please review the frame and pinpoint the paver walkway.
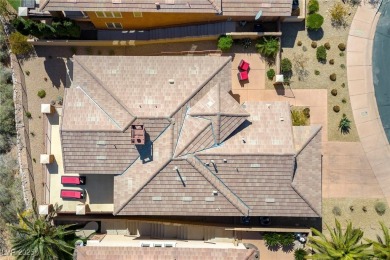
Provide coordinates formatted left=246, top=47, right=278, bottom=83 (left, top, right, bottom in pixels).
left=347, top=1, right=390, bottom=206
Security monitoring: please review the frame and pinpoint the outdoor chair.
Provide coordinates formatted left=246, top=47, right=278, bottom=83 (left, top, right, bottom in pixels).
left=61, top=176, right=86, bottom=185
left=238, top=71, right=249, bottom=81
left=60, top=189, right=84, bottom=199
left=238, top=59, right=250, bottom=71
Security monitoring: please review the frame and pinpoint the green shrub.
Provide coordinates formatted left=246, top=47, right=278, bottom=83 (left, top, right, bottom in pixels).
left=330, top=2, right=348, bottom=25
left=311, top=41, right=317, bottom=48
left=217, top=35, right=233, bottom=51
left=340, top=64, right=346, bottom=69
left=280, top=233, right=295, bottom=247
left=37, top=89, right=46, bottom=99
left=316, top=46, right=327, bottom=62
left=339, top=115, right=351, bottom=134
left=308, top=0, right=319, bottom=14
left=281, top=58, right=292, bottom=73
left=303, top=108, right=310, bottom=118
left=256, top=37, right=279, bottom=58
left=314, top=70, right=320, bottom=75
left=331, top=89, right=338, bottom=96
left=341, top=83, right=346, bottom=88
left=0, top=84, right=16, bottom=152
left=329, top=59, right=334, bottom=65
left=324, top=42, right=331, bottom=50
left=267, top=69, right=275, bottom=80
left=375, top=202, right=387, bottom=215
left=342, top=98, right=347, bottom=104
left=330, top=73, right=337, bottom=81
left=263, top=232, right=280, bottom=247
left=307, top=13, right=324, bottom=31
left=291, top=110, right=308, bottom=126
left=332, top=206, right=342, bottom=216
left=25, top=111, right=31, bottom=118
left=9, top=32, right=33, bottom=56
left=297, top=40, right=302, bottom=46
left=338, top=43, right=346, bottom=51
left=294, top=248, right=308, bottom=260
left=333, top=105, right=340, bottom=113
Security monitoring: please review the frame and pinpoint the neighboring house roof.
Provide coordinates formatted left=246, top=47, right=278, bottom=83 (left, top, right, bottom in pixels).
left=62, top=55, right=322, bottom=218
left=76, top=246, right=256, bottom=260
left=40, top=0, right=292, bottom=17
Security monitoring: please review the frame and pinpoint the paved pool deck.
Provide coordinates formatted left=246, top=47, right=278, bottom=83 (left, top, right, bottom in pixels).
left=347, top=1, right=390, bottom=206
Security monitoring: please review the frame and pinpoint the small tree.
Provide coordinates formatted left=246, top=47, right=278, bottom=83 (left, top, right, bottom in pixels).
left=217, top=36, right=233, bottom=51
left=294, top=248, right=308, bottom=260
left=308, top=0, right=319, bottom=14
left=256, top=37, right=279, bottom=58
left=316, top=46, right=327, bottom=62
left=339, top=115, right=351, bottom=134
left=330, top=2, right=348, bottom=26
left=9, top=32, right=33, bottom=56
left=366, top=222, right=390, bottom=259
left=267, top=69, right=275, bottom=80
left=281, top=58, right=292, bottom=73
left=307, top=13, right=324, bottom=31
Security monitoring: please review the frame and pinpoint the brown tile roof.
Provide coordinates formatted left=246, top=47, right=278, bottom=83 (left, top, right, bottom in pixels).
left=41, top=0, right=291, bottom=16
left=77, top=246, right=256, bottom=260
left=62, top=55, right=321, bottom=218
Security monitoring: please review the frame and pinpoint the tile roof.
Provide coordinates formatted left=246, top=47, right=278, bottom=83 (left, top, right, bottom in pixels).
left=77, top=246, right=256, bottom=260
left=62, top=56, right=322, bottom=218
left=41, top=0, right=292, bottom=16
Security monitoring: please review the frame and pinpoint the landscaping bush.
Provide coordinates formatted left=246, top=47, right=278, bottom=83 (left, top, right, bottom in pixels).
left=324, top=42, right=331, bottom=50
left=340, top=64, right=346, bottom=69
left=314, top=70, right=320, bottom=75
left=333, top=105, right=340, bottom=113
left=267, top=69, right=275, bottom=80
left=311, top=41, right=317, bottom=48
left=291, top=110, right=308, bottom=126
left=294, top=248, right=308, bottom=260
left=302, top=46, right=308, bottom=52
left=330, top=2, right=348, bottom=26
left=280, top=233, right=295, bottom=247
left=308, top=0, right=319, bottom=14
left=375, top=202, right=387, bottom=215
left=281, top=58, right=292, bottom=73
left=0, top=66, right=12, bottom=84
left=0, top=84, right=16, bottom=153
left=339, top=115, right=351, bottom=134
left=297, top=40, right=302, bottom=46
left=57, top=96, right=63, bottom=105
left=329, top=59, right=335, bottom=65
left=256, top=37, right=279, bottom=58
left=307, top=13, right=324, bottom=31
left=37, top=89, right=46, bottom=99
left=330, top=73, right=337, bottom=81
left=303, top=108, right=310, bottom=118
left=331, top=89, right=338, bottom=96
left=341, top=83, right=346, bottom=88
left=25, top=112, right=31, bottom=119
left=9, top=32, right=33, bottom=56
left=332, top=206, right=342, bottom=216
left=316, top=46, right=327, bottom=62
left=342, top=98, right=347, bottom=104
left=338, top=43, right=346, bottom=51
left=217, top=35, right=233, bottom=51
left=263, top=232, right=280, bottom=247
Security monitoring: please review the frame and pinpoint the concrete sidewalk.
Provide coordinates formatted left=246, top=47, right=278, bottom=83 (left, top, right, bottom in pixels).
left=347, top=2, right=390, bottom=206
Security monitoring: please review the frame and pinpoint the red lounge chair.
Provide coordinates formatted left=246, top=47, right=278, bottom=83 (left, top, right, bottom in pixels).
left=238, top=60, right=250, bottom=71
left=238, top=71, right=249, bottom=81
left=61, top=176, right=86, bottom=185
left=60, top=189, right=84, bottom=199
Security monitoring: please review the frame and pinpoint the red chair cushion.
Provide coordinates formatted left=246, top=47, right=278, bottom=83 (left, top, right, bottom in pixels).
left=61, top=189, right=83, bottom=199
left=238, top=71, right=249, bottom=80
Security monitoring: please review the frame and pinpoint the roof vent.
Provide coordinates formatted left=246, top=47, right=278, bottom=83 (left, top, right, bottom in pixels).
left=265, top=198, right=275, bottom=203
left=182, top=197, right=192, bottom=202
left=280, top=117, right=284, bottom=121
left=168, top=79, right=175, bottom=84
left=96, top=140, right=106, bottom=146
left=112, top=0, right=121, bottom=3
left=205, top=197, right=215, bottom=202
left=174, top=166, right=178, bottom=171
left=266, top=104, right=271, bottom=109
left=96, top=155, right=106, bottom=160
left=223, top=159, right=227, bottom=163
left=152, top=196, right=162, bottom=201
left=242, top=137, right=246, bottom=143
left=212, top=190, right=218, bottom=196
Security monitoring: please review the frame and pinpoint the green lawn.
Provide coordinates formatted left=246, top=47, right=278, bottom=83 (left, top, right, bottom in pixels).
left=7, top=0, right=21, bottom=11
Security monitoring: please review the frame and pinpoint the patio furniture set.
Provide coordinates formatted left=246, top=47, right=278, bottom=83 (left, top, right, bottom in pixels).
left=60, top=176, right=86, bottom=199
left=237, top=59, right=250, bottom=81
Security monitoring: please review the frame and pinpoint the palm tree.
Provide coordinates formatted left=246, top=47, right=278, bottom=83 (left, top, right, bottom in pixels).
left=10, top=203, right=76, bottom=260
left=306, top=219, right=372, bottom=259
left=366, top=222, right=390, bottom=259
left=255, top=37, right=279, bottom=58
left=339, top=114, right=351, bottom=134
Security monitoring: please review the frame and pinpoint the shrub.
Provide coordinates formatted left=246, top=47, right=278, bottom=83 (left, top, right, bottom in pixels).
left=332, top=206, right=342, bottom=216
left=263, top=232, right=280, bottom=247
left=350, top=206, right=354, bottom=212
left=25, top=111, right=32, bottom=118
left=30, top=131, right=35, bottom=137
left=307, top=13, right=324, bottom=31
left=50, top=100, right=55, bottom=106
left=316, top=46, right=327, bottom=62
left=267, top=69, right=275, bottom=80
left=314, top=70, right=320, bottom=75
left=281, top=58, right=292, bottom=73
left=37, top=89, right=46, bottom=98
left=0, top=84, right=16, bottom=140
left=329, top=59, right=334, bottom=65
left=375, top=202, right=387, bottom=215
left=303, top=107, right=310, bottom=118
left=330, top=2, right=348, bottom=26
left=240, top=38, right=252, bottom=49
left=57, top=96, right=63, bottom=105
left=330, top=73, right=337, bottom=81
left=341, top=83, right=346, bottom=88
left=302, top=46, right=308, bottom=52
left=338, top=43, right=346, bottom=51
left=339, top=115, right=351, bottom=134
left=324, top=42, right=331, bottom=50
left=342, top=98, right=347, bottom=104
left=44, top=77, right=48, bottom=81
left=297, top=40, right=302, bottom=46
left=294, top=248, right=308, bottom=260
left=256, top=37, right=279, bottom=58
left=363, top=206, right=367, bottom=212
left=340, top=64, right=346, bottom=69
left=311, top=41, right=317, bottom=48
left=339, top=52, right=345, bottom=57
left=217, top=35, right=233, bottom=51
left=331, top=89, right=338, bottom=96
left=9, top=32, right=33, bottom=56
left=308, top=0, right=319, bottom=14
left=291, top=110, right=308, bottom=126
left=280, top=233, right=295, bottom=247
left=0, top=67, right=12, bottom=84
left=333, top=105, right=340, bottom=113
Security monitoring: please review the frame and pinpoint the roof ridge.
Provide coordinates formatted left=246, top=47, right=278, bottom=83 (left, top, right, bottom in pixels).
left=207, top=0, right=222, bottom=14
left=169, top=56, right=232, bottom=118
left=74, top=56, right=136, bottom=130
left=186, top=155, right=250, bottom=216
left=295, top=125, right=322, bottom=157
